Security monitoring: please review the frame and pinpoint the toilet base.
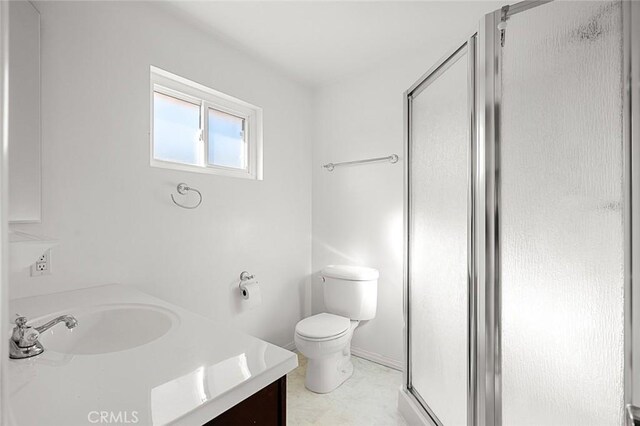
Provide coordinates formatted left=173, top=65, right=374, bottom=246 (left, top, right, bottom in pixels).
left=304, top=348, right=354, bottom=394
left=295, top=319, right=360, bottom=394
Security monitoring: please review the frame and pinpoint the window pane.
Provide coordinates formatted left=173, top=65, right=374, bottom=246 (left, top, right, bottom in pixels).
left=208, top=108, right=246, bottom=169
left=153, top=91, right=201, bottom=165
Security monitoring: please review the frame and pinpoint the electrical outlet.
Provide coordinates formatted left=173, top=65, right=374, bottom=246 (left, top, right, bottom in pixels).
left=30, top=249, right=51, bottom=277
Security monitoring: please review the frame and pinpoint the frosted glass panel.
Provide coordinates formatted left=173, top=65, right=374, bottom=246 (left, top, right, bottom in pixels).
left=153, top=92, right=201, bottom=166
left=500, top=2, right=624, bottom=425
left=208, top=108, right=246, bottom=169
left=409, top=48, right=468, bottom=425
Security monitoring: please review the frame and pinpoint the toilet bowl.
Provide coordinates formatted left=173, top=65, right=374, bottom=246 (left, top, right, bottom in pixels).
left=294, top=265, right=378, bottom=394
left=294, top=313, right=359, bottom=393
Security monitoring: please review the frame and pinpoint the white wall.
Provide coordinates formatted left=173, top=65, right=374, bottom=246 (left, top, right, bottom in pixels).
left=311, top=48, right=471, bottom=368
left=10, top=1, right=312, bottom=348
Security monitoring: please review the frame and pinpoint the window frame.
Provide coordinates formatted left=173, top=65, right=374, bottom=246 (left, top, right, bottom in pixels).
left=150, top=66, right=263, bottom=180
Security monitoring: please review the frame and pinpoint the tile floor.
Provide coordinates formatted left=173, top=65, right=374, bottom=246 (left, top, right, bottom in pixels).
left=287, top=353, right=408, bottom=426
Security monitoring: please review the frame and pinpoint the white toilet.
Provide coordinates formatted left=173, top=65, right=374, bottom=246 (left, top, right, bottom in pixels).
left=295, top=265, right=378, bottom=393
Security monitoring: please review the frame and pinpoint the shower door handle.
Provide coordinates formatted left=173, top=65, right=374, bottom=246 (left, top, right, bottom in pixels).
left=627, top=405, right=640, bottom=426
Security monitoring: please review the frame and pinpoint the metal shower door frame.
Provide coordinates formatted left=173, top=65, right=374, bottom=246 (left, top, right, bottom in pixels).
left=403, top=35, right=477, bottom=426
left=624, top=0, right=640, bottom=422
left=631, top=0, right=640, bottom=416
left=477, top=1, right=640, bottom=425
left=404, top=1, right=640, bottom=426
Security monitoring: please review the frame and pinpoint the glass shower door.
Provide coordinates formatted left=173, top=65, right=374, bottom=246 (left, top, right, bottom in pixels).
left=407, top=40, right=473, bottom=426
left=498, top=1, right=625, bottom=424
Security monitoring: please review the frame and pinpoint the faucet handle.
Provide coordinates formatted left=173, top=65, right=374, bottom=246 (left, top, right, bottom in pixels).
left=11, top=315, right=39, bottom=348
left=14, top=316, right=28, bottom=328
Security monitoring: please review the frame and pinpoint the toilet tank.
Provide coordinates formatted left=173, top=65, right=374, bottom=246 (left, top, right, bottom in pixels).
left=321, top=265, right=378, bottom=320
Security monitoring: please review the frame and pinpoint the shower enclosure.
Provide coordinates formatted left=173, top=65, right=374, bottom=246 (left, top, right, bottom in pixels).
left=403, top=1, right=640, bottom=425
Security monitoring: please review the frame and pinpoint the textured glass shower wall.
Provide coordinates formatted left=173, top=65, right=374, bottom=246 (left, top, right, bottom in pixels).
left=499, top=1, right=625, bottom=424
left=409, top=46, right=469, bottom=426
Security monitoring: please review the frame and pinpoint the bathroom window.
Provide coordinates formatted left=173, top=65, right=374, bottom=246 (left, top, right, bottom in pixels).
left=150, top=66, right=263, bottom=180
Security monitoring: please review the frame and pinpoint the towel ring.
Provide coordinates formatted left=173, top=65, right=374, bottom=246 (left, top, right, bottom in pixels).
left=171, top=183, right=202, bottom=209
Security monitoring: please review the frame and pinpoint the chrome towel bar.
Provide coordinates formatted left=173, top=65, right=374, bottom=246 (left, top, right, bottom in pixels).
left=322, top=154, right=399, bottom=171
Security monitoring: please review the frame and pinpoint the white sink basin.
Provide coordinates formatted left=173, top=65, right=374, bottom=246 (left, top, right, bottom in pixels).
left=8, top=284, right=299, bottom=426
left=37, top=304, right=178, bottom=355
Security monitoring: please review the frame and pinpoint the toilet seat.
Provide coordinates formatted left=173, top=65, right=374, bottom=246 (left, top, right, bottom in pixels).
left=295, top=313, right=350, bottom=341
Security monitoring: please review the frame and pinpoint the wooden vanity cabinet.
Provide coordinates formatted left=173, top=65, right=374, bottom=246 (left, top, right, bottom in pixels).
left=205, top=376, right=287, bottom=426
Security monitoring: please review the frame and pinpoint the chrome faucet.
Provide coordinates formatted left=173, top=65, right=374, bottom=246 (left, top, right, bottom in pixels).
left=9, top=315, right=78, bottom=359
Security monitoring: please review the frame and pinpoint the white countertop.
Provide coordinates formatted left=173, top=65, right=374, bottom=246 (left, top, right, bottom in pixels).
left=7, top=284, right=298, bottom=425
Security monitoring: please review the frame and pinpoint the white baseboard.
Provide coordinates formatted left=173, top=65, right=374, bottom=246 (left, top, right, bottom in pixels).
left=351, top=346, right=403, bottom=371
left=280, top=341, right=402, bottom=371
left=281, top=341, right=296, bottom=351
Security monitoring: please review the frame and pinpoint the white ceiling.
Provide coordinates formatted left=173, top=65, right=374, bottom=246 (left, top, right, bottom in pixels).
left=165, top=1, right=505, bottom=87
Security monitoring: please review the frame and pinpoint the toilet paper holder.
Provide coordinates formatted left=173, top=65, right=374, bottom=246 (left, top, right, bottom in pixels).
left=239, top=271, right=255, bottom=296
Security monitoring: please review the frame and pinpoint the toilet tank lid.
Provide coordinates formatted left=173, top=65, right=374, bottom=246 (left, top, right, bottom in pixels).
left=322, top=265, right=379, bottom=281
